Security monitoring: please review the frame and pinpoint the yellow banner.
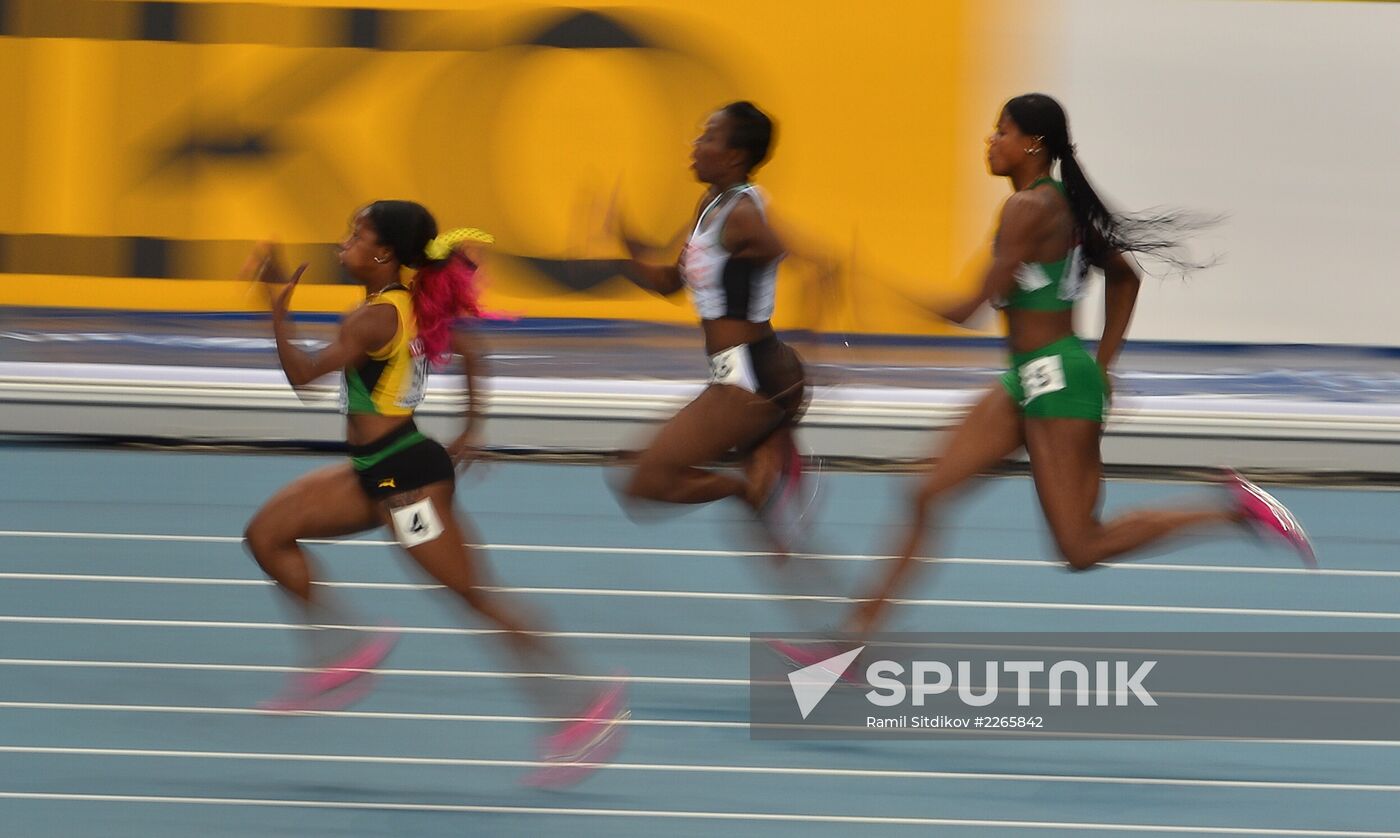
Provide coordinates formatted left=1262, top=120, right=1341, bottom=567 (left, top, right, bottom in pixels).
left=0, top=0, right=1016, bottom=335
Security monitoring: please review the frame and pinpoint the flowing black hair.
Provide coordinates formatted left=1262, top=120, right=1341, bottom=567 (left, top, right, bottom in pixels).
left=1004, top=93, right=1217, bottom=271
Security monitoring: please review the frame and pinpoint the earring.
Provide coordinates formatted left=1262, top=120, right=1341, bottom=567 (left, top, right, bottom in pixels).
left=373, top=255, right=390, bottom=264
left=1026, top=147, right=1041, bottom=155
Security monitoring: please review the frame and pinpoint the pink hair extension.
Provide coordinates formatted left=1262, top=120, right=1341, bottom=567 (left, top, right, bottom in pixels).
left=411, top=252, right=482, bottom=364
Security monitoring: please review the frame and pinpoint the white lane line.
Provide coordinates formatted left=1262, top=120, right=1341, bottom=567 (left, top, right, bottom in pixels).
left=3, top=745, right=1399, bottom=793
left=0, top=658, right=749, bottom=686
left=0, top=528, right=1386, bottom=579
left=0, top=530, right=247, bottom=545
left=5, top=701, right=1400, bottom=747
left=0, top=791, right=1396, bottom=835
left=2, top=581, right=1399, bottom=624
left=0, top=573, right=840, bottom=601
left=5, top=574, right=1398, bottom=625
left=6, top=658, right=1400, bottom=705
left=0, top=616, right=746, bottom=640
left=0, top=573, right=418, bottom=589
left=0, top=700, right=746, bottom=728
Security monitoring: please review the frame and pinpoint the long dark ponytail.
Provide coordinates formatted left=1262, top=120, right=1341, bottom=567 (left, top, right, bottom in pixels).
left=1004, top=93, right=1215, bottom=271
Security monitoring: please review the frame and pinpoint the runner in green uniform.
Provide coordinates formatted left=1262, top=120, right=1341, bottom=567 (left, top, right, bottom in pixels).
left=823, top=93, right=1316, bottom=644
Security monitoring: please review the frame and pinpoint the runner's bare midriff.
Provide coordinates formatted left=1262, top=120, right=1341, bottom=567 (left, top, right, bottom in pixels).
left=702, top=317, right=774, bottom=355
left=1006, top=308, right=1074, bottom=355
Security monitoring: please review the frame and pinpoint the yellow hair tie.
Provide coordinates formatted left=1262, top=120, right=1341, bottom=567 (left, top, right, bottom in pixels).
left=425, top=227, right=495, bottom=261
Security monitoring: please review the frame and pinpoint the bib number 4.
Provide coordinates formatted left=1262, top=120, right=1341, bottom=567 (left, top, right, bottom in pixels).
left=390, top=497, right=445, bottom=548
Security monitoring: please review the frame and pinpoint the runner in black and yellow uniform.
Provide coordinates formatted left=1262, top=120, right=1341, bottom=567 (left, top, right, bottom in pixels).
left=242, top=200, right=625, bottom=787
left=818, top=94, right=1316, bottom=644
left=335, top=280, right=453, bottom=501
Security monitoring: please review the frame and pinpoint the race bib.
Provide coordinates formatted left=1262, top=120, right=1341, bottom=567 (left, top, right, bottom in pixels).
left=396, top=350, right=429, bottom=410
left=390, top=497, right=445, bottom=549
left=1018, top=355, right=1067, bottom=403
left=708, top=344, right=759, bottom=393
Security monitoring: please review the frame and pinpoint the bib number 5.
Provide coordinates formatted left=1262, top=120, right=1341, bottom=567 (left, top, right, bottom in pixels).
left=1018, top=355, right=1067, bottom=404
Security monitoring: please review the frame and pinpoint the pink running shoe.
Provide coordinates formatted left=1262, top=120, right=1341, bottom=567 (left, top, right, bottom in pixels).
left=521, top=679, right=629, bottom=789
left=258, top=629, right=399, bottom=713
left=1224, top=469, right=1317, bottom=568
left=766, top=640, right=866, bottom=687
left=758, top=447, right=822, bottom=555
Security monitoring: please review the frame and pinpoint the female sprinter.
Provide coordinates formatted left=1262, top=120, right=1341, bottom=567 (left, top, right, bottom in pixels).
left=615, top=101, right=816, bottom=552
left=243, top=201, right=625, bottom=785
left=835, top=93, right=1315, bottom=641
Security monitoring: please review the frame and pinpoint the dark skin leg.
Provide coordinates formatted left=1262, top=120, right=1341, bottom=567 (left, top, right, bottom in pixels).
left=381, top=482, right=554, bottom=658
left=245, top=465, right=549, bottom=645
left=625, top=384, right=783, bottom=507
left=379, top=486, right=600, bottom=717
left=743, top=425, right=796, bottom=509
left=847, top=387, right=1025, bottom=636
left=248, top=468, right=577, bottom=711
left=244, top=464, right=380, bottom=601
left=1023, top=417, right=1240, bottom=570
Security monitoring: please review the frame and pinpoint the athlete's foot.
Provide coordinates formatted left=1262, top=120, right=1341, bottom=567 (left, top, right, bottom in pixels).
left=521, top=678, right=630, bottom=789
left=258, top=627, right=399, bottom=712
left=757, top=446, right=822, bottom=555
left=1223, top=469, right=1316, bottom=567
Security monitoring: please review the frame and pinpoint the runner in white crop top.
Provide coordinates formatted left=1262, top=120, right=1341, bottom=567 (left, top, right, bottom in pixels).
left=680, top=183, right=781, bottom=322
left=610, top=102, right=835, bottom=621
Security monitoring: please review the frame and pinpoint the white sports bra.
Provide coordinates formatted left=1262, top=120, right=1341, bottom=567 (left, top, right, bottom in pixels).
left=679, top=184, right=781, bottom=322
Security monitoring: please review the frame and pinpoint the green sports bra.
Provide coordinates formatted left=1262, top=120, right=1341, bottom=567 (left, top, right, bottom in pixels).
left=994, top=178, right=1088, bottom=313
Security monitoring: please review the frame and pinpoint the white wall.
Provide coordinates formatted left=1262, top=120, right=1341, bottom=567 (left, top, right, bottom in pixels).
left=1029, top=0, right=1400, bottom=345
